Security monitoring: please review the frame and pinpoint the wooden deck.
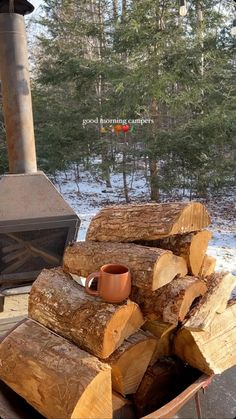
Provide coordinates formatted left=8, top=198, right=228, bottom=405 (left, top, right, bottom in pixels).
left=0, top=315, right=26, bottom=336
left=0, top=288, right=29, bottom=336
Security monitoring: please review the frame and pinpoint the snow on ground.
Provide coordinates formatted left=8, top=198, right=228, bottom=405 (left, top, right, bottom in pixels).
left=53, top=169, right=236, bottom=287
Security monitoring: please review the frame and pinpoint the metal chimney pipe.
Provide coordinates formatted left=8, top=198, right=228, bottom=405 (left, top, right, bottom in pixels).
left=0, top=13, right=37, bottom=174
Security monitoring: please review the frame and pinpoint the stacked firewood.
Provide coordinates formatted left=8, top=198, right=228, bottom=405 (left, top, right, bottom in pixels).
left=0, top=202, right=235, bottom=419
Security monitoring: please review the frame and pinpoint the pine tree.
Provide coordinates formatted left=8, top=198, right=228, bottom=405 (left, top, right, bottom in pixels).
left=31, top=0, right=235, bottom=199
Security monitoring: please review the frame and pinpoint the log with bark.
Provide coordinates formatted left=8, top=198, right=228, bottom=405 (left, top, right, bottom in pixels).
left=0, top=319, right=112, bottom=419
left=184, top=272, right=236, bottom=330
left=138, top=230, right=212, bottom=276
left=142, top=321, right=176, bottom=365
left=28, top=268, right=144, bottom=359
left=112, top=392, right=136, bottom=419
left=174, top=302, right=236, bottom=375
left=106, top=330, right=157, bottom=396
left=86, top=202, right=211, bottom=242
left=63, top=241, right=187, bottom=291
left=199, top=255, right=216, bottom=277
left=134, top=357, right=199, bottom=418
left=130, top=276, right=207, bottom=325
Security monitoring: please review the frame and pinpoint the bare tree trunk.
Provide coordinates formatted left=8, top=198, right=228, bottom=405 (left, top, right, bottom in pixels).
left=122, top=149, right=130, bottom=203
left=122, top=0, right=126, bottom=18
left=113, top=0, right=118, bottom=20
left=73, top=162, right=81, bottom=194
left=148, top=155, right=159, bottom=202
left=97, top=0, right=111, bottom=188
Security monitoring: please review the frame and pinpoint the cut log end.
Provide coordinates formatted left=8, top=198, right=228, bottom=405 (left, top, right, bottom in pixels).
left=184, top=272, right=236, bottom=330
left=189, top=231, right=212, bottom=276
left=153, top=253, right=187, bottom=290
left=142, top=321, right=176, bottom=365
left=71, top=369, right=112, bottom=419
left=170, top=202, right=211, bottom=236
left=199, top=255, right=216, bottom=277
left=103, top=301, right=144, bottom=359
left=142, top=230, right=212, bottom=277
left=108, top=331, right=157, bottom=395
left=174, top=304, right=236, bottom=375
left=131, top=276, right=207, bottom=325
left=0, top=319, right=113, bottom=419
left=179, top=279, right=207, bottom=322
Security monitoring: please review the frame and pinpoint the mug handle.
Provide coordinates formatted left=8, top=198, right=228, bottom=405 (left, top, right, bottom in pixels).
left=85, top=272, right=100, bottom=297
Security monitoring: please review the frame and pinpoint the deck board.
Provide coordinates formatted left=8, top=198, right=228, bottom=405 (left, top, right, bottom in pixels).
left=0, top=316, right=26, bottom=335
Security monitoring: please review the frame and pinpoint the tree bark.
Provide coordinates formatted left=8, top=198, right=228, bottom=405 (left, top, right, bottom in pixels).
left=63, top=241, right=187, bottom=291
left=106, top=330, right=157, bottom=396
left=112, top=1, right=118, bottom=20
left=130, top=276, right=207, bottom=325
left=134, top=357, right=189, bottom=418
left=122, top=0, right=126, bottom=19
left=122, top=150, right=130, bottom=203
left=184, top=272, right=236, bottom=330
left=86, top=202, right=211, bottom=242
left=139, top=230, right=212, bottom=276
left=174, top=303, right=236, bottom=375
left=28, top=267, right=144, bottom=359
left=0, top=319, right=112, bottom=419
left=149, top=155, right=159, bottom=202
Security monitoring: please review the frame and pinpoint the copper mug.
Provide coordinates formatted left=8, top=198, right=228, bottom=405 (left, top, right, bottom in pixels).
left=85, top=264, right=131, bottom=303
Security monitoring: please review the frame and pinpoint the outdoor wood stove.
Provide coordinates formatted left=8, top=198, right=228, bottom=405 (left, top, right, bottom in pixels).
left=0, top=1, right=80, bottom=291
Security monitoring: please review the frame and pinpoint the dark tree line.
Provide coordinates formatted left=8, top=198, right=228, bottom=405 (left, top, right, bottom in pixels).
left=0, top=0, right=235, bottom=201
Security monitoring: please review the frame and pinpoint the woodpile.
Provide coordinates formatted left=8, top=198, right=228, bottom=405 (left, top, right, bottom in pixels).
left=64, top=241, right=188, bottom=291
left=0, top=201, right=235, bottom=419
left=28, top=267, right=144, bottom=359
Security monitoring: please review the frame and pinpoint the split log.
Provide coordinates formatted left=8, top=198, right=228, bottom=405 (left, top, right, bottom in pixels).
left=142, top=321, right=176, bottom=364
left=28, top=268, right=144, bottom=359
left=0, top=380, right=44, bottom=419
left=130, top=276, right=207, bottom=325
left=134, top=357, right=198, bottom=418
left=63, top=241, right=187, bottom=291
left=86, top=202, right=211, bottom=242
left=184, top=272, right=236, bottom=330
left=0, top=319, right=112, bottom=419
left=174, top=303, right=236, bottom=375
left=112, top=392, right=136, bottom=419
left=199, top=255, right=216, bottom=277
left=106, top=330, right=157, bottom=396
left=139, top=231, right=212, bottom=276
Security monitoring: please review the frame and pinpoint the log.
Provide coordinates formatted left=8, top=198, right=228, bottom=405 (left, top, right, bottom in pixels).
left=174, top=303, right=236, bottom=375
left=106, top=330, right=157, bottom=396
left=139, top=231, right=212, bottom=276
left=0, top=319, right=112, bottom=419
left=63, top=241, right=187, bottom=291
left=28, top=267, right=144, bottom=359
left=134, top=357, right=198, bottom=418
left=142, top=321, right=176, bottom=365
left=184, top=272, right=236, bottom=330
left=0, top=379, right=44, bottom=419
left=199, top=255, right=216, bottom=277
left=86, top=202, right=211, bottom=242
left=112, top=392, right=136, bottom=419
left=130, top=276, right=207, bottom=325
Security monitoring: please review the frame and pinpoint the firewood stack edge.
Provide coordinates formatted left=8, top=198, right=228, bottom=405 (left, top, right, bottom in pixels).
left=0, top=202, right=235, bottom=419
